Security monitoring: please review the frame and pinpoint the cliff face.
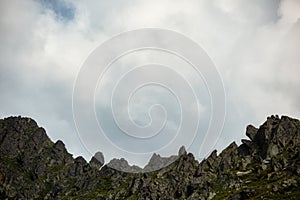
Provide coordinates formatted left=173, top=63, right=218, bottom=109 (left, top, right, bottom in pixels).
left=0, top=115, right=299, bottom=199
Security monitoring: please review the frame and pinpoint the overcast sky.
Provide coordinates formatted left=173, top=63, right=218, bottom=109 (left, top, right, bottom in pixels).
left=0, top=0, right=299, bottom=167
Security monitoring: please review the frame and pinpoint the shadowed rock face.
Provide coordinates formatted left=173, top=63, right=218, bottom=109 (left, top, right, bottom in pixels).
left=0, top=115, right=299, bottom=199
left=89, top=152, right=105, bottom=170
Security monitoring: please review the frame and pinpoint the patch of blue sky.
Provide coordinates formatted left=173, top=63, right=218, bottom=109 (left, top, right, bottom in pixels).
left=39, top=0, right=75, bottom=22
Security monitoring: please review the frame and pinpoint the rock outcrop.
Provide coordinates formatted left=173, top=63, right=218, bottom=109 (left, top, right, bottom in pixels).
left=89, top=152, right=105, bottom=170
left=0, top=115, right=299, bottom=199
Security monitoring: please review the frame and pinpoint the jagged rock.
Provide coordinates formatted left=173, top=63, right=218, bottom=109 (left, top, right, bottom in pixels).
left=219, top=142, right=238, bottom=171
left=52, top=140, right=67, bottom=161
left=0, top=115, right=299, bottom=199
left=178, top=146, right=187, bottom=156
left=71, top=156, right=90, bottom=177
left=143, top=153, right=178, bottom=172
left=89, top=152, right=105, bottom=169
left=241, top=139, right=252, bottom=147
left=107, top=158, right=142, bottom=173
left=246, top=124, right=258, bottom=141
left=205, top=150, right=218, bottom=170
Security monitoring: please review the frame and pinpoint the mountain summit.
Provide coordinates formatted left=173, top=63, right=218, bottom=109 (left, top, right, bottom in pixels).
left=0, top=115, right=299, bottom=199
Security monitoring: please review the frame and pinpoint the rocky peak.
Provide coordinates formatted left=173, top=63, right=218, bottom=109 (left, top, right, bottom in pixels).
left=242, top=115, right=300, bottom=160
left=107, top=158, right=142, bottom=173
left=89, top=151, right=105, bottom=169
left=143, top=153, right=178, bottom=172
left=0, top=115, right=299, bottom=199
left=246, top=124, right=258, bottom=141
left=178, top=145, right=187, bottom=156
left=0, top=116, right=49, bottom=159
left=52, top=140, right=68, bottom=160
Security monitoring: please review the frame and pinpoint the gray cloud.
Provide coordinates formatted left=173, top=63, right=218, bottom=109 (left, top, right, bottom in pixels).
left=0, top=0, right=299, bottom=167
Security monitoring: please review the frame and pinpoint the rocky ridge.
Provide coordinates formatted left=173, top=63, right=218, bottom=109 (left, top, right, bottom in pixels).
left=0, top=115, right=299, bottom=199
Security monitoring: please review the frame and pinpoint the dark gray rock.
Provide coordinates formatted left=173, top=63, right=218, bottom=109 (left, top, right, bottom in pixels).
left=178, top=146, right=187, bottom=156
left=89, top=151, right=105, bottom=169
left=0, top=115, right=299, bottom=199
left=246, top=124, right=258, bottom=141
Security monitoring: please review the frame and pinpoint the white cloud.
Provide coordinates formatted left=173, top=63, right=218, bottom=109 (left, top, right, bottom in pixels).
left=0, top=0, right=299, bottom=167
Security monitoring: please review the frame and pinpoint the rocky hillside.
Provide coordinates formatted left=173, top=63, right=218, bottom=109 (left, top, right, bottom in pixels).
left=0, top=115, right=299, bottom=199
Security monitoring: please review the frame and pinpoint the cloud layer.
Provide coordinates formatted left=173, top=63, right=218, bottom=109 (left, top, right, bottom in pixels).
left=0, top=0, right=299, bottom=166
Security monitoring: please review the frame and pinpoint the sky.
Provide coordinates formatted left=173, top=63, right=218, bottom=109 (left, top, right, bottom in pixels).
left=0, top=0, right=299, bottom=168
